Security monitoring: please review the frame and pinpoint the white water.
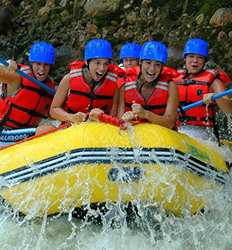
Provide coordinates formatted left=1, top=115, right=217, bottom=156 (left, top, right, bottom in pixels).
left=0, top=158, right=232, bottom=250
left=0, top=179, right=232, bottom=250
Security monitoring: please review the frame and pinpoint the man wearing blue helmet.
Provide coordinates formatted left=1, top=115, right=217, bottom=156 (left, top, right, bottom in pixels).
left=0, top=41, right=56, bottom=134
left=176, top=38, right=232, bottom=142
left=119, top=42, right=141, bottom=70
left=50, top=38, right=125, bottom=124
left=118, top=41, right=179, bottom=129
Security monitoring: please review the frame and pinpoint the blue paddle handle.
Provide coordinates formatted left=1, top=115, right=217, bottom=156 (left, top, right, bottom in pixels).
left=0, top=128, right=36, bottom=142
left=0, top=128, right=36, bottom=135
left=0, top=58, right=55, bottom=96
left=211, top=88, right=232, bottom=101
left=181, top=87, right=232, bottom=112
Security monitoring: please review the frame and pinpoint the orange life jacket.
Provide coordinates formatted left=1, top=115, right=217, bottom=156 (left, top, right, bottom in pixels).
left=124, top=66, right=178, bottom=115
left=175, top=68, right=217, bottom=127
left=0, top=65, right=55, bottom=129
left=65, top=61, right=123, bottom=114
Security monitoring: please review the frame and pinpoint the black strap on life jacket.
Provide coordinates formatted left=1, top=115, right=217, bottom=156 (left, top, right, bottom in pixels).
left=21, top=85, right=48, bottom=96
left=181, top=79, right=209, bottom=86
left=0, top=102, right=46, bottom=128
left=69, top=90, right=113, bottom=100
left=125, top=102, right=166, bottom=111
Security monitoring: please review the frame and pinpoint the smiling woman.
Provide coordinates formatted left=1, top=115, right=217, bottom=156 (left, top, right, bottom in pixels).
left=118, top=40, right=179, bottom=129
left=0, top=41, right=56, bottom=136
left=49, top=38, right=125, bottom=125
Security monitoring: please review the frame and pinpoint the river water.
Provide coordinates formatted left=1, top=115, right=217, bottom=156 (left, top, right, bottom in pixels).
left=1, top=178, right=232, bottom=250
left=0, top=143, right=232, bottom=250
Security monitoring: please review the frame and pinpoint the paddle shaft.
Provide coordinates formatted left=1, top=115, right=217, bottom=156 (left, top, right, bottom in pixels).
left=181, top=87, right=232, bottom=112
left=0, top=128, right=36, bottom=143
left=0, top=58, right=55, bottom=95
left=0, top=128, right=36, bottom=135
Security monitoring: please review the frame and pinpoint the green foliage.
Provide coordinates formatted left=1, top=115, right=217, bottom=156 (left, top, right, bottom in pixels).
left=198, top=0, right=232, bottom=16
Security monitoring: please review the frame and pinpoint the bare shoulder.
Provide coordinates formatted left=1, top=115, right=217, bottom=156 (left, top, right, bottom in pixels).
left=210, top=78, right=225, bottom=92
left=62, top=73, right=70, bottom=81
left=58, top=74, right=70, bottom=87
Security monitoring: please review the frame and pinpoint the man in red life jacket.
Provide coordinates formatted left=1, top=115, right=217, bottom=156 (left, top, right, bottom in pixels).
left=0, top=41, right=56, bottom=135
left=49, top=38, right=125, bottom=124
left=118, top=41, right=179, bottom=129
left=175, top=38, right=232, bottom=142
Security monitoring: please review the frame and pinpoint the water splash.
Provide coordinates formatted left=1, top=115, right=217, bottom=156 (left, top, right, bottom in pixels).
left=0, top=124, right=232, bottom=249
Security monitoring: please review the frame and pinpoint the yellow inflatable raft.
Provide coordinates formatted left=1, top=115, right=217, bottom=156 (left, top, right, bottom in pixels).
left=0, top=123, right=229, bottom=217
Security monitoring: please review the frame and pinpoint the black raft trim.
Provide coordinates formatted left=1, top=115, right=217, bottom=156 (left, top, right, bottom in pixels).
left=0, top=147, right=227, bottom=187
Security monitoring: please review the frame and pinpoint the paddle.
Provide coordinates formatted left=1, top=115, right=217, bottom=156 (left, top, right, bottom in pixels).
left=0, top=128, right=36, bottom=143
left=0, top=58, right=55, bottom=95
left=0, top=128, right=36, bottom=135
left=181, top=87, right=232, bottom=112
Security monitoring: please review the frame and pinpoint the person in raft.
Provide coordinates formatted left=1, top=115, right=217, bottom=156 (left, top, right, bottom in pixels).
left=175, top=38, right=232, bottom=142
left=117, top=40, right=179, bottom=129
left=119, top=42, right=141, bottom=70
left=0, top=41, right=56, bottom=138
left=49, top=38, right=125, bottom=124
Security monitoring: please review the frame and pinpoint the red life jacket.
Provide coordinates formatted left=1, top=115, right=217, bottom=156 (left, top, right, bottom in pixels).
left=124, top=66, right=178, bottom=115
left=175, top=68, right=217, bottom=127
left=0, top=65, right=55, bottom=129
left=65, top=61, right=122, bottom=114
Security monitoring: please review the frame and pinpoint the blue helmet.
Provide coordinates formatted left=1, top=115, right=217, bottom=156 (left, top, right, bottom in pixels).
left=29, top=41, right=55, bottom=65
left=84, top=39, right=112, bottom=61
left=183, top=38, right=208, bottom=58
left=120, top=42, right=141, bottom=60
left=140, top=41, right=168, bottom=64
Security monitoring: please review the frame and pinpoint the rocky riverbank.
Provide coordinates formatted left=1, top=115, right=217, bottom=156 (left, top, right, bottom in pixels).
left=0, top=0, right=231, bottom=80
